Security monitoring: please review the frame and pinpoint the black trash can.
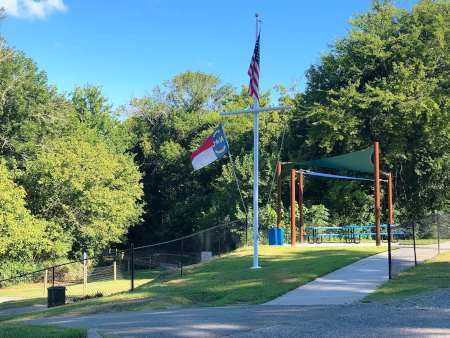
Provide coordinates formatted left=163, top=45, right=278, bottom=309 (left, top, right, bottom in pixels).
left=47, top=286, right=66, bottom=308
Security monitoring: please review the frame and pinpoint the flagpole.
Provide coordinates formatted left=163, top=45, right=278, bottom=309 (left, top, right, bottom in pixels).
left=219, top=15, right=290, bottom=269
left=251, top=13, right=261, bottom=269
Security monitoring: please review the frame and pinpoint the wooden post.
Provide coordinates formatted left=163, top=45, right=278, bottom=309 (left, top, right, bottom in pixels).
left=291, top=169, right=296, bottom=246
left=83, top=261, right=87, bottom=295
left=374, top=142, right=381, bottom=246
left=43, top=269, right=48, bottom=296
left=299, top=170, right=304, bottom=244
left=277, top=161, right=282, bottom=229
left=113, top=261, right=117, bottom=281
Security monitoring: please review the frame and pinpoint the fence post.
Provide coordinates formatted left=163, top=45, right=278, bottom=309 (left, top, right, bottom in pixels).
left=43, top=269, right=48, bottom=296
left=83, top=259, right=87, bottom=295
left=218, top=228, right=221, bottom=257
left=131, top=243, right=134, bottom=292
left=51, top=267, right=55, bottom=307
left=437, top=215, right=441, bottom=255
left=181, top=239, right=184, bottom=277
left=412, top=221, right=417, bottom=266
left=113, top=261, right=117, bottom=281
left=387, top=222, right=392, bottom=279
left=246, top=217, right=248, bottom=247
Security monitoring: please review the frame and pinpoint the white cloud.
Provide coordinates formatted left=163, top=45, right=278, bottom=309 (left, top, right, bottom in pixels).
left=0, top=0, right=68, bottom=19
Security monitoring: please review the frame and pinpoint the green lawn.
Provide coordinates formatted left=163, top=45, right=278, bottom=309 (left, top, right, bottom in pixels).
left=0, top=245, right=386, bottom=322
left=398, top=239, right=449, bottom=245
left=0, top=322, right=87, bottom=338
left=0, top=269, right=162, bottom=311
left=362, top=250, right=450, bottom=302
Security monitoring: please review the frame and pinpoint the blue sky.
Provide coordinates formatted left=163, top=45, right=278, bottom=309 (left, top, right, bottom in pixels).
left=0, top=0, right=417, bottom=110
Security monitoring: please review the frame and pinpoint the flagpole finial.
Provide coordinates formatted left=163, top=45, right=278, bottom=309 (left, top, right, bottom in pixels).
left=255, top=13, right=259, bottom=17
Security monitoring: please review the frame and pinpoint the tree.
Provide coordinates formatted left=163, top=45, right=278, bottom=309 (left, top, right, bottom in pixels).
left=151, top=69, right=235, bottom=115
left=70, top=84, right=128, bottom=153
left=120, top=71, right=284, bottom=245
left=288, top=0, right=450, bottom=221
left=0, top=25, right=73, bottom=166
left=0, top=160, right=52, bottom=278
left=21, top=137, right=144, bottom=257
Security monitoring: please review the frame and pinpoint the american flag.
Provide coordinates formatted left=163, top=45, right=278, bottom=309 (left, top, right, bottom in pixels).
left=248, top=32, right=260, bottom=101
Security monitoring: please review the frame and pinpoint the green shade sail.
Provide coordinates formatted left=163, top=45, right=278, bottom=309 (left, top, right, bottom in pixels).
left=294, top=146, right=375, bottom=174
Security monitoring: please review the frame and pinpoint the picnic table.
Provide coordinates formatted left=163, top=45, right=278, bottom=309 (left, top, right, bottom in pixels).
left=303, top=225, right=404, bottom=244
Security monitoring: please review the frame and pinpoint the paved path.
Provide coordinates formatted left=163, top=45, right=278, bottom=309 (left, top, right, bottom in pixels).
left=265, top=241, right=450, bottom=306
left=265, top=250, right=389, bottom=305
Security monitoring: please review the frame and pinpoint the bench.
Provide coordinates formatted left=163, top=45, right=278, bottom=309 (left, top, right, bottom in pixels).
left=303, top=228, right=346, bottom=244
left=350, top=232, right=405, bottom=243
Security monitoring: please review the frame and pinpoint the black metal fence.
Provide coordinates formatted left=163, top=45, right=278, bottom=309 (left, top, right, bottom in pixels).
left=0, top=219, right=247, bottom=316
left=2, top=214, right=448, bottom=316
left=389, top=214, right=450, bottom=278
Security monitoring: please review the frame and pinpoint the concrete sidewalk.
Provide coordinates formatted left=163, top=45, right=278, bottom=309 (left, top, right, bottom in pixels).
left=265, top=240, right=450, bottom=306
left=264, top=250, right=389, bottom=305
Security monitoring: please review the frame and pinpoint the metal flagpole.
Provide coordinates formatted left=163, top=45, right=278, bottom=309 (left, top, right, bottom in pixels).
left=220, top=15, right=291, bottom=269
left=252, top=14, right=260, bottom=269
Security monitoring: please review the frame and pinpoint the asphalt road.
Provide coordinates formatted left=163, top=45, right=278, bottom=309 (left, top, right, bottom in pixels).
left=27, top=303, right=450, bottom=338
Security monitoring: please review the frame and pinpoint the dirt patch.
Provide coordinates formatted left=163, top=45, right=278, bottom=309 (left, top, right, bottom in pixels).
left=281, top=278, right=298, bottom=284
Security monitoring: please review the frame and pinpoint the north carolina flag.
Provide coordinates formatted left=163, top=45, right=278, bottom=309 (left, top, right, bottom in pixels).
left=191, top=124, right=230, bottom=170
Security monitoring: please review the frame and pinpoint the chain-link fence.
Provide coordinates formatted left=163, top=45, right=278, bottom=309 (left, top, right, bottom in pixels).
left=0, top=249, right=132, bottom=316
left=390, top=214, right=450, bottom=278
left=132, top=219, right=248, bottom=277
left=0, top=219, right=247, bottom=317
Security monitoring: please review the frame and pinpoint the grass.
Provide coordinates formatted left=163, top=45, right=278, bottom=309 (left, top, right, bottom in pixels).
left=0, top=245, right=386, bottom=322
left=0, top=322, right=86, bottom=338
left=0, top=269, right=161, bottom=311
left=398, top=239, right=449, bottom=245
left=362, top=250, right=450, bottom=302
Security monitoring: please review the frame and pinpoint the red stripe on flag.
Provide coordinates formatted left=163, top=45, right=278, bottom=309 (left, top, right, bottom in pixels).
left=190, top=136, right=213, bottom=162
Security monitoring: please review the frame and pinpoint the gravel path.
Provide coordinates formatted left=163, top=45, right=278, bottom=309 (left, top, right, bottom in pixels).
left=367, top=287, right=450, bottom=310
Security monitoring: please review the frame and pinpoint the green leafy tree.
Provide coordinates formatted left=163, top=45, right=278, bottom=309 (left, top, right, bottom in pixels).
left=121, top=70, right=285, bottom=244
left=70, top=84, right=128, bottom=153
left=0, top=160, right=53, bottom=278
left=21, top=137, right=144, bottom=257
left=0, top=31, right=73, bottom=166
left=288, top=0, right=450, bottom=222
left=304, top=204, right=330, bottom=227
left=151, top=69, right=235, bottom=115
